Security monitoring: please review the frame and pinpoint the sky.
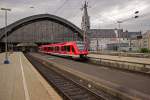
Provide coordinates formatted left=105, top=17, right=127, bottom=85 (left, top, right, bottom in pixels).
left=0, top=0, right=150, bottom=33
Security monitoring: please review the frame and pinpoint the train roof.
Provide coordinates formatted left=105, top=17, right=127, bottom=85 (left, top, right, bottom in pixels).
left=39, top=41, right=83, bottom=47
left=46, top=41, right=76, bottom=46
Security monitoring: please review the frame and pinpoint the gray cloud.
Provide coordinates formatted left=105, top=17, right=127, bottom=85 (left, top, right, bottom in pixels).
left=0, top=0, right=150, bottom=33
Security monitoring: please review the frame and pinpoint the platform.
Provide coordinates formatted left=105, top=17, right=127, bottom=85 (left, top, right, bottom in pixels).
left=88, top=53, right=150, bottom=65
left=0, top=52, right=62, bottom=100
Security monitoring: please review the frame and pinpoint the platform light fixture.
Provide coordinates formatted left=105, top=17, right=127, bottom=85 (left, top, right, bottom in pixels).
left=1, top=8, right=11, bottom=64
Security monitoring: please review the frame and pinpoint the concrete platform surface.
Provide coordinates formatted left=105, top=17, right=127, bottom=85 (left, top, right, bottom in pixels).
left=88, top=54, right=150, bottom=65
left=0, top=52, right=62, bottom=100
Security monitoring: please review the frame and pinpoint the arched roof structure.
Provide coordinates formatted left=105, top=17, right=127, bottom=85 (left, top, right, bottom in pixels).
left=0, top=14, right=83, bottom=40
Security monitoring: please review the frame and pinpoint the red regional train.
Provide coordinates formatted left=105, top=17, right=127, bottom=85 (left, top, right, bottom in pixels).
left=39, top=41, right=88, bottom=58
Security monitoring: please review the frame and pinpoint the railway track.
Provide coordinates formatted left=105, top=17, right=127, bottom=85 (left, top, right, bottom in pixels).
left=25, top=53, right=111, bottom=100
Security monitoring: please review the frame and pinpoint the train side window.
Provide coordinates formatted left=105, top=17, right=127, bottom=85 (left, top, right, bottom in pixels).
left=63, top=46, right=65, bottom=51
left=64, top=46, right=67, bottom=51
left=72, top=46, right=75, bottom=52
left=55, top=47, right=57, bottom=51
left=50, top=47, right=52, bottom=51
left=57, top=47, right=59, bottom=51
left=61, top=46, right=64, bottom=51
left=55, top=46, right=59, bottom=51
left=58, top=46, right=60, bottom=51
left=61, top=46, right=63, bottom=51
left=65, top=46, right=67, bottom=51
left=53, top=47, right=54, bottom=51
left=48, top=47, right=51, bottom=51
left=67, top=46, right=70, bottom=52
left=54, top=47, right=55, bottom=51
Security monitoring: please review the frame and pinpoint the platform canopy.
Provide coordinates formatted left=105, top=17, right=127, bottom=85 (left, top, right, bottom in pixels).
left=16, top=42, right=38, bottom=47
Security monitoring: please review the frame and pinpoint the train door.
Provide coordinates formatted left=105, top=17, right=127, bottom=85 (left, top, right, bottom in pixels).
left=66, top=45, right=70, bottom=55
left=61, top=46, right=65, bottom=54
left=69, top=45, right=75, bottom=55
left=69, top=46, right=72, bottom=55
left=44, top=47, right=48, bottom=53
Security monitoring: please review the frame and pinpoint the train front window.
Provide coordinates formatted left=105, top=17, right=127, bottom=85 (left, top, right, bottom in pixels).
left=76, top=41, right=85, bottom=50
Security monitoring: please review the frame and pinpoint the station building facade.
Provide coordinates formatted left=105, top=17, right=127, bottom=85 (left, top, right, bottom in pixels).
left=131, top=30, right=150, bottom=51
left=88, top=29, right=141, bottom=51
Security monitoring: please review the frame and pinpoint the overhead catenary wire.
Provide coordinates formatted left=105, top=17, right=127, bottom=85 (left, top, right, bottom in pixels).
left=53, top=0, right=69, bottom=14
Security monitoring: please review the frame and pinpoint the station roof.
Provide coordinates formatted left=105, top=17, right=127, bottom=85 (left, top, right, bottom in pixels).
left=0, top=14, right=83, bottom=41
left=89, top=29, right=141, bottom=38
left=89, top=29, right=116, bottom=38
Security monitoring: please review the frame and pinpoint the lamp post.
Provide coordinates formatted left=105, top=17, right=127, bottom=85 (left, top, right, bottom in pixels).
left=96, top=39, right=99, bottom=52
left=114, top=21, right=122, bottom=57
left=30, top=6, right=36, bottom=42
left=116, top=11, right=139, bottom=56
left=117, top=21, right=122, bottom=55
left=114, top=28, right=119, bottom=52
left=1, top=8, right=11, bottom=64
